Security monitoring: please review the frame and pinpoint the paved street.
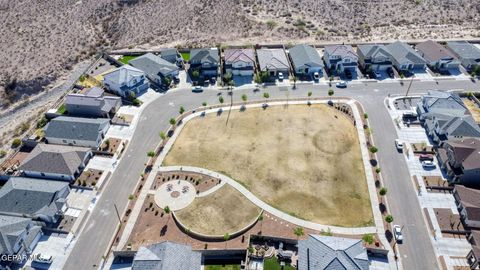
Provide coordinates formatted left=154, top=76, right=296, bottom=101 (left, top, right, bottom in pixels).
left=63, top=78, right=479, bottom=270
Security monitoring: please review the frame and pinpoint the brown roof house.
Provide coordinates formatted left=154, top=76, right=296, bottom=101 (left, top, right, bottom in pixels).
left=437, top=137, right=480, bottom=185
left=416, top=40, right=460, bottom=73
left=454, top=185, right=480, bottom=230
left=467, top=231, right=480, bottom=269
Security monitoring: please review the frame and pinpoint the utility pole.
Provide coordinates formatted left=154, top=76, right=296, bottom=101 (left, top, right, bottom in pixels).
left=404, top=76, right=414, bottom=97
left=113, top=203, right=122, bottom=224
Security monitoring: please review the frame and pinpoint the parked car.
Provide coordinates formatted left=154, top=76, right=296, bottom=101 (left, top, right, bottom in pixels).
left=395, top=139, right=404, bottom=152
left=336, top=81, right=347, bottom=88
left=402, top=112, right=418, bottom=121
left=421, top=160, right=436, bottom=168
left=192, top=86, right=203, bottom=93
left=278, top=72, right=284, bottom=81
left=418, top=154, right=434, bottom=161
left=393, top=225, right=403, bottom=243
left=33, top=254, right=53, bottom=264
left=313, top=72, right=320, bottom=81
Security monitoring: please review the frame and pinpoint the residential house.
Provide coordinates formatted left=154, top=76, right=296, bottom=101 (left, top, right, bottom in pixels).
left=18, top=144, right=92, bottom=182
left=288, top=44, right=324, bottom=78
left=467, top=231, right=480, bottom=270
left=132, top=241, right=201, bottom=270
left=437, top=138, right=480, bottom=185
left=323, top=45, right=358, bottom=75
left=159, top=48, right=180, bottom=65
left=0, top=216, right=43, bottom=262
left=190, top=48, right=220, bottom=77
left=103, top=65, right=150, bottom=98
left=417, top=90, right=468, bottom=121
left=454, top=185, right=480, bottom=229
left=446, top=41, right=480, bottom=71
left=0, top=177, right=70, bottom=224
left=298, top=234, right=369, bottom=270
left=224, top=49, right=255, bottom=76
left=256, top=48, right=290, bottom=77
left=65, top=87, right=121, bottom=118
left=416, top=40, right=460, bottom=72
left=386, top=41, right=427, bottom=74
left=425, top=115, right=480, bottom=144
left=129, top=53, right=179, bottom=86
left=44, top=116, right=110, bottom=149
left=357, top=44, right=392, bottom=72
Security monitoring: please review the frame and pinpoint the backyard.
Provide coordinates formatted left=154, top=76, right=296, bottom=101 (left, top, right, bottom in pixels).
left=118, top=55, right=138, bottom=64
left=164, top=105, right=373, bottom=227
left=175, top=185, right=261, bottom=235
left=204, top=265, right=241, bottom=270
left=264, top=257, right=296, bottom=270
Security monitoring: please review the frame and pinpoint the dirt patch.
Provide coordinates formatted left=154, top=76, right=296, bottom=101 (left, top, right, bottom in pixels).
left=101, top=137, right=122, bottom=154
left=175, top=185, right=261, bottom=235
left=152, top=171, right=222, bottom=194
left=464, top=99, right=480, bottom=123
left=76, top=169, right=103, bottom=187
left=164, top=105, right=373, bottom=227
left=433, top=208, right=466, bottom=239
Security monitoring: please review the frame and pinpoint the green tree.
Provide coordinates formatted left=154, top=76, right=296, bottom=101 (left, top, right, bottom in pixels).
left=223, top=72, right=233, bottom=84
left=375, top=167, right=381, bottom=174
left=128, top=194, right=134, bottom=200
left=242, top=94, right=247, bottom=105
left=164, top=206, right=171, bottom=214
left=328, top=89, right=334, bottom=97
left=293, top=226, right=304, bottom=239
left=11, top=138, right=21, bottom=148
left=0, top=150, right=7, bottom=158
left=159, top=132, right=166, bottom=140
left=192, top=70, right=200, bottom=79
left=36, top=116, right=48, bottom=129
left=169, top=118, right=176, bottom=126
left=379, top=187, right=388, bottom=200
left=263, top=92, right=270, bottom=103
left=219, top=96, right=224, bottom=104
left=364, top=113, right=368, bottom=119
left=179, top=106, right=185, bottom=114
left=362, top=234, right=375, bottom=245
left=147, top=151, right=155, bottom=157
left=369, top=146, right=378, bottom=154
left=385, top=215, right=394, bottom=223
left=258, top=214, right=264, bottom=234
left=202, top=102, right=207, bottom=107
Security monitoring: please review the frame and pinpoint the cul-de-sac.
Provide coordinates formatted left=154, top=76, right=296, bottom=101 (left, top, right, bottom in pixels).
left=1, top=2, right=480, bottom=270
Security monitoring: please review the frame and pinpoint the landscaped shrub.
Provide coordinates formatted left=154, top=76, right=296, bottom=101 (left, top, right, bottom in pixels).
left=11, top=138, right=21, bottom=148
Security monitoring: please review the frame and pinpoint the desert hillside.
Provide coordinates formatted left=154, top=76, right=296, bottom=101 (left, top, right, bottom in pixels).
left=1, top=0, right=479, bottom=106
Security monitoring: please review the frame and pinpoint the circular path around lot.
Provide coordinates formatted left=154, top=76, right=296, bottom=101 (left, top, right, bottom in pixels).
left=154, top=180, right=196, bottom=211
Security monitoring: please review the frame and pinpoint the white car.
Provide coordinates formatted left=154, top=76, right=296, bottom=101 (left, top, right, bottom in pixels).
left=313, top=72, right=320, bottom=81
left=395, top=139, right=404, bottom=152
left=421, top=160, right=436, bottom=168
left=33, top=254, right=53, bottom=264
left=192, top=86, right=203, bottom=93
left=278, top=72, right=284, bottom=81
left=393, top=225, right=403, bottom=242
left=335, top=81, right=347, bottom=88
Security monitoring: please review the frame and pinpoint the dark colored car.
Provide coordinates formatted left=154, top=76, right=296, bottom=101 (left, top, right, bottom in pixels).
left=419, top=154, right=434, bottom=161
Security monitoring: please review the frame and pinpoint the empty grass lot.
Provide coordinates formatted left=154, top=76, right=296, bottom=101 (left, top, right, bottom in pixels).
left=175, top=185, right=261, bottom=235
left=164, top=105, right=373, bottom=227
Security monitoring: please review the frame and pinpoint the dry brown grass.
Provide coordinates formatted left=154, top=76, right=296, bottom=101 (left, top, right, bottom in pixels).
left=464, top=99, right=480, bottom=123
left=164, top=105, right=373, bottom=227
left=175, top=185, right=261, bottom=236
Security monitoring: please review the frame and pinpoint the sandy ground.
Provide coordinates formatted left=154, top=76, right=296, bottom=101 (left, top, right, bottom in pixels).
left=175, top=185, right=261, bottom=236
left=164, top=105, right=373, bottom=227
left=464, top=99, right=480, bottom=123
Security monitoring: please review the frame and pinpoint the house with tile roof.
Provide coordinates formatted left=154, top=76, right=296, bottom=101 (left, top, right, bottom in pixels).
left=454, top=185, right=480, bottom=229
left=289, top=44, right=324, bottom=78
left=256, top=48, right=290, bottom=78
left=0, top=216, right=43, bottom=263
left=386, top=41, right=427, bottom=74
left=190, top=48, right=220, bottom=77
left=357, top=44, right=392, bottom=72
left=437, top=138, right=480, bottom=185
left=446, top=41, right=480, bottom=71
left=416, top=40, right=460, bottom=73
left=224, top=49, right=255, bottom=76
left=103, top=65, right=150, bottom=98
left=129, top=53, right=179, bottom=87
left=18, top=144, right=92, bottom=182
left=298, top=234, right=369, bottom=270
left=66, top=87, right=121, bottom=118
left=0, top=177, right=69, bottom=224
left=44, top=116, right=110, bottom=149
left=323, top=45, right=358, bottom=75
left=132, top=241, right=201, bottom=270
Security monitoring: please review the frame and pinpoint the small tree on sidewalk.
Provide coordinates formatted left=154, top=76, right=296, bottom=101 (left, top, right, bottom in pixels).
left=263, top=92, right=270, bottom=104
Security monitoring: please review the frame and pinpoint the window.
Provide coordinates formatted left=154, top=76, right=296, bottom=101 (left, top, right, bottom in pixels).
left=62, top=140, right=67, bottom=143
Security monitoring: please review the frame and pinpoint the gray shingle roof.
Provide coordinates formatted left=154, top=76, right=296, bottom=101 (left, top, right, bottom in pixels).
left=446, top=41, right=480, bottom=64
left=44, top=116, right=109, bottom=142
left=103, top=65, right=146, bottom=85
left=386, top=41, right=426, bottom=65
left=357, top=44, right=391, bottom=61
left=0, top=177, right=69, bottom=220
left=298, top=235, right=369, bottom=270
left=132, top=241, right=201, bottom=270
left=324, top=45, right=358, bottom=60
left=129, top=53, right=178, bottom=78
left=19, top=144, right=90, bottom=176
left=289, top=44, right=324, bottom=69
left=419, top=90, right=467, bottom=117
left=257, top=49, right=290, bottom=71
left=0, top=216, right=42, bottom=255
left=190, top=48, right=219, bottom=65
left=441, top=115, right=480, bottom=138
left=160, top=48, right=178, bottom=57
left=66, top=87, right=121, bottom=115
